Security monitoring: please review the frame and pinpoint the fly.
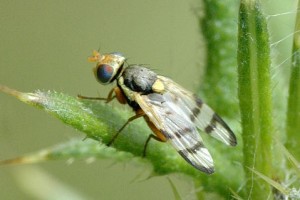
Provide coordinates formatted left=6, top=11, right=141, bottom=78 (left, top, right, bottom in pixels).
left=79, top=50, right=237, bottom=174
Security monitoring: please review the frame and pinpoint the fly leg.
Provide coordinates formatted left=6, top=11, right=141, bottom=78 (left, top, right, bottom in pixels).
left=78, top=87, right=127, bottom=104
left=108, top=110, right=145, bottom=146
left=143, top=134, right=164, bottom=157
left=78, top=88, right=116, bottom=103
left=79, top=86, right=134, bottom=146
left=143, top=117, right=167, bottom=157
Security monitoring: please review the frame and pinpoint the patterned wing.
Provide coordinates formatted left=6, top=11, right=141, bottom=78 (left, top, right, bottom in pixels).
left=158, top=76, right=237, bottom=146
left=134, top=91, right=215, bottom=174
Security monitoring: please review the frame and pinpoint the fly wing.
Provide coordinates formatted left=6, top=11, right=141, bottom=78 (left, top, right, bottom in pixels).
left=158, top=76, right=237, bottom=146
left=134, top=92, right=215, bottom=174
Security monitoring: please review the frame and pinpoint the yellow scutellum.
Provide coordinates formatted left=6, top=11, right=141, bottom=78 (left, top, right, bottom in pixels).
left=152, top=79, right=165, bottom=93
left=88, top=50, right=101, bottom=63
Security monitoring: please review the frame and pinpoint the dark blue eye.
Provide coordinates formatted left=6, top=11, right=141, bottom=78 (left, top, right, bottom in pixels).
left=96, top=64, right=114, bottom=83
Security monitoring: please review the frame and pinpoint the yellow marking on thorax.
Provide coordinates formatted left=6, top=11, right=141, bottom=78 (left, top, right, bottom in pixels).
left=152, top=79, right=165, bottom=93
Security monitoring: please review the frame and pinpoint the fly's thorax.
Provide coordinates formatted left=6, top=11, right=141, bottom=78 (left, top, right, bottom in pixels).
left=93, top=52, right=126, bottom=85
left=122, top=65, right=158, bottom=94
left=117, top=65, right=164, bottom=111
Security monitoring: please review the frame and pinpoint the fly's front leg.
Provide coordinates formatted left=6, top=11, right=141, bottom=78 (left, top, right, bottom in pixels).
left=78, top=87, right=118, bottom=103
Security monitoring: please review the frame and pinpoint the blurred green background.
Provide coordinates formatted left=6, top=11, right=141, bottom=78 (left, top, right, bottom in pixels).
left=0, top=0, right=297, bottom=199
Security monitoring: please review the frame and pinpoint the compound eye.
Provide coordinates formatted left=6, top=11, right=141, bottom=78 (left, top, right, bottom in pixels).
left=96, top=64, right=114, bottom=84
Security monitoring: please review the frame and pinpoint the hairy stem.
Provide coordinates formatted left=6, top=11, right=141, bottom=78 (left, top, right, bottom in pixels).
left=238, top=1, right=274, bottom=199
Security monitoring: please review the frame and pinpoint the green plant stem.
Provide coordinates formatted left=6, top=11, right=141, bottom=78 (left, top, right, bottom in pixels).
left=286, top=0, right=300, bottom=161
left=238, top=1, right=273, bottom=199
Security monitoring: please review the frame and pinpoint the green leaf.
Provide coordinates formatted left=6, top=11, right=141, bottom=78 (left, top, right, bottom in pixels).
left=237, top=1, right=274, bottom=199
left=0, top=138, right=137, bottom=165
left=0, top=85, right=241, bottom=196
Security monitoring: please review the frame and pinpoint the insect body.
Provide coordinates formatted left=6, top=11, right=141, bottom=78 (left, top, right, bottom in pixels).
left=86, top=50, right=237, bottom=174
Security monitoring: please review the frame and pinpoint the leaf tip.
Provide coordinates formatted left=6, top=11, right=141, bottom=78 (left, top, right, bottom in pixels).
left=0, top=85, right=44, bottom=105
left=0, top=150, right=49, bottom=166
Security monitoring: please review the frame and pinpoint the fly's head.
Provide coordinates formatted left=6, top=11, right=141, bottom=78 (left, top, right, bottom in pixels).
left=88, top=50, right=126, bottom=85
